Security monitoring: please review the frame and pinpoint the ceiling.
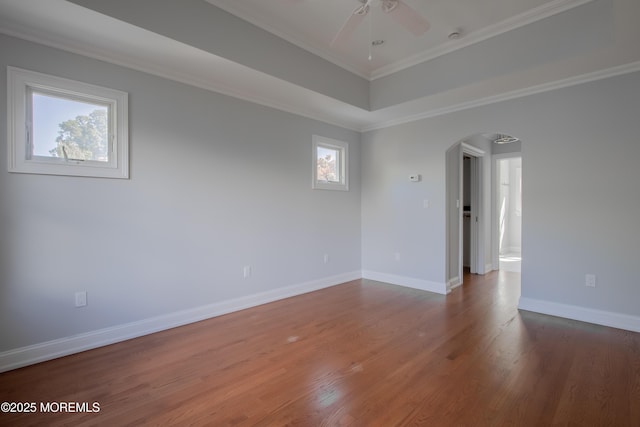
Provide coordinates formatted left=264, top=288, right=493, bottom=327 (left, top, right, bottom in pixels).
left=207, top=0, right=581, bottom=79
left=0, top=0, right=638, bottom=131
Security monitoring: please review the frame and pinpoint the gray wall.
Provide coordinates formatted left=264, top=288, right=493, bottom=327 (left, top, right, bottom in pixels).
left=361, top=120, right=449, bottom=284
left=370, top=0, right=614, bottom=110
left=68, top=0, right=370, bottom=110
left=492, top=140, right=522, bottom=155
left=0, top=34, right=361, bottom=351
left=2, top=25, right=640, bottom=359
left=445, top=144, right=460, bottom=281
left=362, top=70, right=640, bottom=317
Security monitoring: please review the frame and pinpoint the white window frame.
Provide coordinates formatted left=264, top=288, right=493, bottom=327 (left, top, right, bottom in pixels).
left=312, top=135, right=349, bottom=191
left=7, top=67, right=129, bottom=179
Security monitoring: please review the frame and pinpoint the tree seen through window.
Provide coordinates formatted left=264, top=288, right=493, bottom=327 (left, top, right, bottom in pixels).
left=48, top=108, right=109, bottom=161
left=317, top=146, right=339, bottom=182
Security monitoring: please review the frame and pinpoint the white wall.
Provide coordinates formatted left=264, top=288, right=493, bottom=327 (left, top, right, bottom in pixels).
left=362, top=70, right=640, bottom=325
left=498, top=157, right=522, bottom=255
left=0, top=34, right=361, bottom=354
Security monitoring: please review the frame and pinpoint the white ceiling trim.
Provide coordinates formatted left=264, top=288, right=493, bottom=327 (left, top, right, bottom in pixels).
left=3, top=16, right=639, bottom=134
left=1, top=0, right=637, bottom=134
left=207, top=0, right=593, bottom=81
left=0, top=2, right=369, bottom=131
left=205, top=0, right=371, bottom=79
left=2, top=36, right=367, bottom=132
left=370, top=0, right=594, bottom=80
left=362, top=60, right=640, bottom=131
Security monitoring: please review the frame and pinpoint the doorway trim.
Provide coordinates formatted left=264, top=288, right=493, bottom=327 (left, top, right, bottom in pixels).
left=459, top=143, right=485, bottom=281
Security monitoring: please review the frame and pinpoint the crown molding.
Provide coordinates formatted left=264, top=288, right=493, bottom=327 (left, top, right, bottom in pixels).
left=362, top=60, right=640, bottom=131
left=2, top=0, right=637, bottom=134
left=370, top=0, right=594, bottom=80
left=204, top=0, right=371, bottom=80
left=207, top=0, right=594, bottom=81
left=4, top=23, right=638, bottom=134
left=0, top=25, right=364, bottom=132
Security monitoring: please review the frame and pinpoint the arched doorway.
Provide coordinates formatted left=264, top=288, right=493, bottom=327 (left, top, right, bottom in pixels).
left=446, top=133, right=522, bottom=291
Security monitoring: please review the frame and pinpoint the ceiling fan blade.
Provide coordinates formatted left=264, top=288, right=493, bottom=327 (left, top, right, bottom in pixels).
left=387, top=0, right=430, bottom=36
left=330, top=6, right=368, bottom=47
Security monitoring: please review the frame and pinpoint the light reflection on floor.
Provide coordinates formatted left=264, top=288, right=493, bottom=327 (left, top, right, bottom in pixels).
left=499, top=252, right=521, bottom=272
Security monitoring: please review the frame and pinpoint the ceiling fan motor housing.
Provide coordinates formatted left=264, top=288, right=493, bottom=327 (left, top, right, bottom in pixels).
left=355, top=4, right=370, bottom=15
left=332, top=0, right=429, bottom=47
left=381, top=0, right=399, bottom=13
left=356, top=0, right=399, bottom=15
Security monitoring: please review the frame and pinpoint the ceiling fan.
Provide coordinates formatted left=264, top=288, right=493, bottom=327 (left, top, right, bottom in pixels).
left=330, top=0, right=430, bottom=47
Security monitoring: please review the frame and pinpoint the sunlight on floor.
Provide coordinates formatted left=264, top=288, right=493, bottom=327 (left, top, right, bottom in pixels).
left=499, top=252, right=521, bottom=273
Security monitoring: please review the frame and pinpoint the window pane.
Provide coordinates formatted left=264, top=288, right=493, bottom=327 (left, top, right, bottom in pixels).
left=317, top=146, right=340, bottom=183
left=32, top=92, right=109, bottom=162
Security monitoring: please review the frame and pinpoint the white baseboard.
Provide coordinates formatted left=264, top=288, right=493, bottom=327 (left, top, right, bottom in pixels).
left=0, top=271, right=361, bottom=373
left=362, top=270, right=448, bottom=295
left=518, top=297, right=640, bottom=333
left=447, top=276, right=462, bottom=292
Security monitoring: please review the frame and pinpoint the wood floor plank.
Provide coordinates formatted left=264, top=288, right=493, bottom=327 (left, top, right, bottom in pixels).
left=1, top=272, right=639, bottom=426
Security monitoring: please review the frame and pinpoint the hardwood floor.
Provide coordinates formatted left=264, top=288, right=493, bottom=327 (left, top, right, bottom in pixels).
left=1, top=271, right=639, bottom=426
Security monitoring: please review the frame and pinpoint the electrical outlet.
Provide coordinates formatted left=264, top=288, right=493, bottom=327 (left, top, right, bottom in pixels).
left=243, top=265, right=251, bottom=279
left=75, top=291, right=87, bottom=307
left=395, top=252, right=401, bottom=261
left=585, top=274, right=596, bottom=288
left=323, top=254, right=329, bottom=264
left=423, top=199, right=430, bottom=208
